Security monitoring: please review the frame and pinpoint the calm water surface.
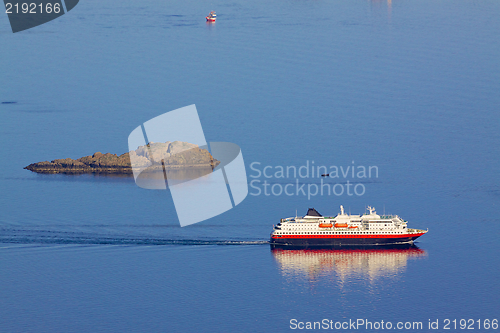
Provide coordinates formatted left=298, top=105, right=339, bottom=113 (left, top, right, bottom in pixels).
left=1, top=0, right=499, bottom=332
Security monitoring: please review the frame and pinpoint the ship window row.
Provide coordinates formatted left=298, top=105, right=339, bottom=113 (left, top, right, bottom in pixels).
left=276, top=231, right=404, bottom=235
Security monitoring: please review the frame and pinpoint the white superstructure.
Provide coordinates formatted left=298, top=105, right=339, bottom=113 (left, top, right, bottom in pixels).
left=271, top=206, right=428, bottom=246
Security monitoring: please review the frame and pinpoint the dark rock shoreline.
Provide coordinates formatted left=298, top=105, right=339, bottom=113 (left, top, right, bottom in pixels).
left=25, top=142, right=219, bottom=175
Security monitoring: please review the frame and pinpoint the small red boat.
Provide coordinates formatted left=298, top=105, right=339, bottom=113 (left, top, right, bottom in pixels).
left=206, top=11, right=216, bottom=22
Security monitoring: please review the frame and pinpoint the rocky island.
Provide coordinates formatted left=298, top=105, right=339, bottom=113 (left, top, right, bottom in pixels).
left=24, top=141, right=219, bottom=175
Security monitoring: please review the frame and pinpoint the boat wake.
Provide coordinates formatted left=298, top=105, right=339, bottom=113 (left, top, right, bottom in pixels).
left=0, top=235, right=269, bottom=246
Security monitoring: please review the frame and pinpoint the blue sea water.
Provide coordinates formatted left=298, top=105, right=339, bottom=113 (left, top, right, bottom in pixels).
left=1, top=0, right=499, bottom=332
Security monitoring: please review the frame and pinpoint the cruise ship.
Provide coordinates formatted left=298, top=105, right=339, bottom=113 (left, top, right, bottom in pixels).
left=270, top=206, right=427, bottom=247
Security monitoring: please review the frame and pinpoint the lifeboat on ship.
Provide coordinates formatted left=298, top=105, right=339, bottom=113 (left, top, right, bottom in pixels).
left=206, top=11, right=216, bottom=22
left=334, top=223, right=348, bottom=228
left=349, top=225, right=358, bottom=229
left=319, top=222, right=333, bottom=228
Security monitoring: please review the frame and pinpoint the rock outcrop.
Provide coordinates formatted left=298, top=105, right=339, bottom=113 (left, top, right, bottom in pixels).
left=25, top=141, right=219, bottom=174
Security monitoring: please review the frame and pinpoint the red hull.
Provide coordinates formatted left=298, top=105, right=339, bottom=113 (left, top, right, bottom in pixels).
left=271, top=232, right=426, bottom=240
left=270, top=232, right=426, bottom=247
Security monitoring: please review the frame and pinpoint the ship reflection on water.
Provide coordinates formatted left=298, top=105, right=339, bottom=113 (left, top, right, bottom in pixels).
left=271, top=244, right=427, bottom=282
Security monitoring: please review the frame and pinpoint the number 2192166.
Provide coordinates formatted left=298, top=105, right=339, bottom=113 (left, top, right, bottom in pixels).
left=443, top=319, right=498, bottom=330
left=5, top=3, right=61, bottom=14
